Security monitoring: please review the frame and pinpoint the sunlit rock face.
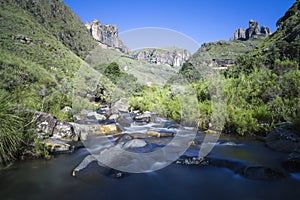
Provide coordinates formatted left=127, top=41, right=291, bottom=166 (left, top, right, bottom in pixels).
left=86, top=19, right=130, bottom=54
left=132, top=47, right=191, bottom=67
left=234, top=20, right=271, bottom=40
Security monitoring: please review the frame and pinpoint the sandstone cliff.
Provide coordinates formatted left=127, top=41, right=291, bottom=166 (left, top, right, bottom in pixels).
left=234, top=20, right=271, bottom=40
left=132, top=47, right=191, bottom=67
left=86, top=19, right=130, bottom=54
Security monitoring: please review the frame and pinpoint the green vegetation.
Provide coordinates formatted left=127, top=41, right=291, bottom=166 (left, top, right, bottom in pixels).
left=0, top=0, right=102, bottom=163
left=130, top=1, right=300, bottom=136
left=0, top=90, right=23, bottom=163
left=14, top=0, right=97, bottom=58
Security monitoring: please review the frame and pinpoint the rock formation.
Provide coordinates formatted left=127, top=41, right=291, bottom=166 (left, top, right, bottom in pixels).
left=234, top=20, right=271, bottom=40
left=132, top=47, right=191, bottom=67
left=86, top=19, right=130, bottom=54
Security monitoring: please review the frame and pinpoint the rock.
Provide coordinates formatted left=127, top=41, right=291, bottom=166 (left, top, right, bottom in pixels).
left=242, top=166, right=286, bottom=180
left=117, top=113, right=134, bottom=127
left=70, top=123, right=89, bottom=141
left=132, top=47, right=191, bottom=67
left=234, top=20, right=271, bottom=40
left=111, top=98, right=130, bottom=114
left=85, top=19, right=130, bottom=54
left=282, top=152, right=300, bottom=172
left=133, top=112, right=151, bottom=122
left=35, top=112, right=58, bottom=138
left=52, top=120, right=78, bottom=141
left=86, top=111, right=106, bottom=121
left=96, top=106, right=110, bottom=115
left=147, top=130, right=174, bottom=138
left=122, top=139, right=148, bottom=149
left=234, top=28, right=246, bottom=40
left=35, top=111, right=79, bottom=141
left=43, top=138, right=74, bottom=154
left=265, top=123, right=300, bottom=153
left=61, top=106, right=72, bottom=112
left=176, top=156, right=209, bottom=166
left=98, top=124, right=121, bottom=135
left=16, top=35, right=33, bottom=44
left=109, top=114, right=119, bottom=121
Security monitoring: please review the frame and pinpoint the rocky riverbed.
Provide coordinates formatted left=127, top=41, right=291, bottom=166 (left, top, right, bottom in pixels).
left=31, top=102, right=300, bottom=181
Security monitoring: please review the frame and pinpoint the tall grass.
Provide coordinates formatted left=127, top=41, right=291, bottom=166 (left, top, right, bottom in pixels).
left=0, top=90, right=23, bottom=164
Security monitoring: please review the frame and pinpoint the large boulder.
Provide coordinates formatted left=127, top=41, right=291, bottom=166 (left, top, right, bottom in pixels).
left=52, top=120, right=78, bottom=141
left=35, top=112, right=57, bottom=138
left=266, top=123, right=300, bottom=153
left=35, top=111, right=79, bottom=141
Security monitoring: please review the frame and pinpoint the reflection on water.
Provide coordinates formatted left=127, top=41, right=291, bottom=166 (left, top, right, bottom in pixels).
left=1, top=140, right=300, bottom=200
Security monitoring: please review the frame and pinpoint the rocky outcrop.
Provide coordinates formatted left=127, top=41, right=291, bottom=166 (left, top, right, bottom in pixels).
left=85, top=19, right=130, bottom=54
left=234, top=20, right=271, bottom=40
left=132, top=47, right=191, bottom=67
left=35, top=111, right=78, bottom=141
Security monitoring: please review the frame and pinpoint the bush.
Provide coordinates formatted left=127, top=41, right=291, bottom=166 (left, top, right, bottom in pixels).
left=0, top=90, right=23, bottom=164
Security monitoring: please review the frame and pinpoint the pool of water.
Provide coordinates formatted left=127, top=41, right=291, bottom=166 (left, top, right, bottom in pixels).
left=1, top=139, right=300, bottom=200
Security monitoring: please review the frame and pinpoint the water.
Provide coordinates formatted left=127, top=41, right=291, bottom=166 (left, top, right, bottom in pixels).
left=1, top=141, right=300, bottom=200
left=1, top=117, right=300, bottom=200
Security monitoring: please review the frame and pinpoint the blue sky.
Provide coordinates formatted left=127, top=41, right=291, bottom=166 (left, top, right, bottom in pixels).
left=64, top=0, right=295, bottom=52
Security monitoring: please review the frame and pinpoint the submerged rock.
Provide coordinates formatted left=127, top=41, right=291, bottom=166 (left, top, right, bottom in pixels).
left=242, top=166, right=286, bottom=180
left=122, top=139, right=148, bottom=149
left=147, top=130, right=174, bottom=138
left=282, top=152, right=300, bottom=172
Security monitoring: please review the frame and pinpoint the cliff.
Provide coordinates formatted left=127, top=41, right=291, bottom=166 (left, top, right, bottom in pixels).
left=85, top=20, right=130, bottom=54
left=132, top=47, right=191, bottom=67
left=234, top=20, right=271, bottom=40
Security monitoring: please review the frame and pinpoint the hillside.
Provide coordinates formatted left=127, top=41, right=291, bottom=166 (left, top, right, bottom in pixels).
left=85, top=47, right=179, bottom=86
left=13, top=0, right=97, bottom=58
left=188, top=39, right=261, bottom=69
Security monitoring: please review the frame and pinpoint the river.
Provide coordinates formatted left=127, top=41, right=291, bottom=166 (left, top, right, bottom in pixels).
left=1, top=115, right=300, bottom=200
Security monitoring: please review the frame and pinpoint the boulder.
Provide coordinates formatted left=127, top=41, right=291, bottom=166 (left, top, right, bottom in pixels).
left=266, top=123, right=300, bottom=153
left=133, top=112, right=151, bottom=123
left=35, top=112, right=57, bottom=138
left=98, top=124, right=122, bottom=135
left=110, top=98, right=130, bottom=114
left=52, top=120, right=78, bottom=141
left=282, top=152, right=300, bottom=172
left=242, top=166, right=286, bottom=180
left=86, top=111, right=106, bottom=121
left=122, top=139, right=148, bottom=149
left=35, top=111, right=79, bottom=141
left=43, top=138, right=74, bottom=153
left=147, top=130, right=174, bottom=138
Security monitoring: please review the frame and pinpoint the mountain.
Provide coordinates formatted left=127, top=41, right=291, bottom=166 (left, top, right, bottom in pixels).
left=13, top=0, right=97, bottom=58
left=188, top=39, right=261, bottom=69
left=132, top=47, right=191, bottom=67
left=255, top=0, right=300, bottom=65
left=85, top=19, right=130, bottom=54
left=0, top=0, right=112, bottom=117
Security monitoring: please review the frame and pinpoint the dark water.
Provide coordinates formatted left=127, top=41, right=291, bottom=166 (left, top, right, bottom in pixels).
left=1, top=139, right=300, bottom=200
